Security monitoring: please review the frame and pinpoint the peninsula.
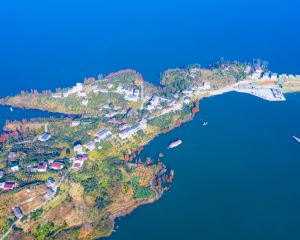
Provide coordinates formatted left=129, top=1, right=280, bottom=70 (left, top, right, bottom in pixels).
left=0, top=60, right=299, bottom=240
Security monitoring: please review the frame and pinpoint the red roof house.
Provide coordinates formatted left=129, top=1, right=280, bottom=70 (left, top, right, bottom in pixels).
left=3, top=182, right=15, bottom=190
left=50, top=162, right=64, bottom=170
left=37, top=162, right=48, bottom=173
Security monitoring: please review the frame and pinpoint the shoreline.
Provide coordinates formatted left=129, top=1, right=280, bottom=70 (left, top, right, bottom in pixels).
left=1, top=63, right=299, bottom=239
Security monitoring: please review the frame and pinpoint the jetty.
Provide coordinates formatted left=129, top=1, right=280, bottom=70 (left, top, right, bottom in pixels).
left=233, top=86, right=286, bottom=101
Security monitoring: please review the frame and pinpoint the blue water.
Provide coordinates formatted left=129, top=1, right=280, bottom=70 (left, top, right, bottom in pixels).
left=0, top=0, right=300, bottom=96
left=107, top=93, right=300, bottom=240
left=1, top=0, right=300, bottom=239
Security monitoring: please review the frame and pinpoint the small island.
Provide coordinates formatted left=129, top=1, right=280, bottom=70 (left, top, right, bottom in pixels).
left=0, top=59, right=299, bottom=239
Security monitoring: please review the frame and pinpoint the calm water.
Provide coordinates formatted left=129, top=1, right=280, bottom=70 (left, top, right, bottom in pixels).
left=0, top=0, right=300, bottom=239
left=108, top=93, right=300, bottom=240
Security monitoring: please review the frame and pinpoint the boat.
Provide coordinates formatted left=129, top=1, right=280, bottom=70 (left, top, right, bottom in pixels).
left=10, top=107, right=13, bottom=112
left=200, top=119, right=208, bottom=126
left=292, top=136, right=300, bottom=143
left=168, top=140, right=182, bottom=149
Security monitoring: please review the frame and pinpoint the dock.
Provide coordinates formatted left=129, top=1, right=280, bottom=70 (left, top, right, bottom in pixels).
left=233, top=87, right=286, bottom=101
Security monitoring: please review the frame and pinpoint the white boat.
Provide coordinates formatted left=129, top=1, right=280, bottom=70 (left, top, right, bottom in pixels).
left=10, top=107, right=13, bottom=112
left=292, top=136, right=300, bottom=143
left=200, top=119, right=208, bottom=126
left=168, top=140, right=182, bottom=149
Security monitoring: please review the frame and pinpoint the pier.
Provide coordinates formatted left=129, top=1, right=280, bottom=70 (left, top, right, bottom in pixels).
left=233, top=86, right=286, bottom=101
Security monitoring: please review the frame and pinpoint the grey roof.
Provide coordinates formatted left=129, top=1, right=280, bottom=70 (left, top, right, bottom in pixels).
left=40, top=132, right=51, bottom=141
left=12, top=207, right=23, bottom=218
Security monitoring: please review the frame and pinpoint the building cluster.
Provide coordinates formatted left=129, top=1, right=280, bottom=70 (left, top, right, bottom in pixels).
left=116, top=86, right=140, bottom=102
left=76, top=128, right=112, bottom=153
left=52, top=83, right=84, bottom=98
left=119, top=119, right=147, bottom=140
left=94, top=129, right=112, bottom=142
left=182, top=82, right=211, bottom=97
left=146, top=96, right=172, bottom=112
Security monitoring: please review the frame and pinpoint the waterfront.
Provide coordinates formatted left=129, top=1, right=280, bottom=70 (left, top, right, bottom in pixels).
left=1, top=0, right=300, bottom=239
left=107, top=92, right=300, bottom=240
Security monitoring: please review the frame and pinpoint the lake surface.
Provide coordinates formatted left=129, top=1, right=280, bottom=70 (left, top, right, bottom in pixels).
left=0, top=0, right=300, bottom=239
left=107, top=92, right=300, bottom=240
left=0, top=0, right=300, bottom=96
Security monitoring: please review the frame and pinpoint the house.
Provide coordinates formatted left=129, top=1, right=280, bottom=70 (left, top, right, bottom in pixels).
left=73, top=154, right=88, bottom=169
left=44, top=187, right=55, bottom=200
left=7, top=152, right=16, bottom=161
left=11, top=162, right=19, bottom=172
left=99, top=89, right=109, bottom=93
left=70, top=83, right=83, bottom=94
left=262, top=72, right=271, bottom=80
left=244, top=65, right=252, bottom=74
left=198, top=81, right=211, bottom=91
left=74, top=143, right=84, bottom=154
left=47, top=177, right=55, bottom=188
left=0, top=182, right=15, bottom=190
left=288, top=74, right=296, bottom=79
left=52, top=92, right=62, bottom=98
left=76, top=154, right=89, bottom=162
left=105, top=111, right=118, bottom=118
left=84, top=141, right=96, bottom=152
left=37, top=162, right=47, bottom=173
left=119, top=124, right=130, bottom=131
left=71, top=120, right=81, bottom=127
left=146, top=96, right=161, bottom=111
left=12, top=207, right=23, bottom=219
left=63, top=89, right=69, bottom=98
left=39, top=131, right=51, bottom=142
left=271, top=73, right=278, bottom=81
left=182, top=88, right=194, bottom=95
left=92, top=85, right=99, bottom=93
left=50, top=162, right=64, bottom=170
left=94, top=129, right=112, bottom=142
left=119, top=119, right=147, bottom=140
left=81, top=99, right=89, bottom=106
left=183, top=97, right=191, bottom=105
left=125, top=94, right=139, bottom=102
left=116, top=86, right=127, bottom=94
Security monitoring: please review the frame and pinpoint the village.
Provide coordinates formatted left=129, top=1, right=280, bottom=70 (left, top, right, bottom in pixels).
left=0, top=60, right=299, bottom=239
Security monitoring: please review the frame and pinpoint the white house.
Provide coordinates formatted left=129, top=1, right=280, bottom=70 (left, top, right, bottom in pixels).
left=125, top=94, right=139, bottom=102
left=52, top=92, right=62, bottom=98
left=198, top=81, right=211, bottom=91
left=81, top=99, right=89, bottom=106
left=74, top=143, right=84, bottom=154
left=71, top=120, right=81, bottom=127
left=11, top=163, right=19, bottom=172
